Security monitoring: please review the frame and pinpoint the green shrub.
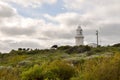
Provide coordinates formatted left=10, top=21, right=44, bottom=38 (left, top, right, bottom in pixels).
left=66, top=46, right=91, bottom=54
left=21, top=60, right=76, bottom=80
left=0, top=67, right=19, bottom=80
left=112, top=43, right=120, bottom=47
left=21, top=65, right=44, bottom=80
left=58, top=46, right=72, bottom=51
left=44, top=60, right=76, bottom=80
left=76, top=53, right=120, bottom=80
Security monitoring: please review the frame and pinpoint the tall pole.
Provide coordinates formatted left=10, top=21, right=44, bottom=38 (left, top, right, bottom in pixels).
left=96, top=30, right=99, bottom=47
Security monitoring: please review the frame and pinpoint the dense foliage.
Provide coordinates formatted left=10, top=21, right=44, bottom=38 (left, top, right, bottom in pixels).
left=22, top=60, right=76, bottom=80
left=0, top=44, right=120, bottom=80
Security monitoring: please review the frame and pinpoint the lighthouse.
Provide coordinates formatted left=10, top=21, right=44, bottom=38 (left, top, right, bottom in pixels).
left=75, top=25, right=84, bottom=46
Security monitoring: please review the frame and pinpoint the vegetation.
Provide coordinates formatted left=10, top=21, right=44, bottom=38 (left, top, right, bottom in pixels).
left=22, top=60, right=76, bottom=80
left=0, top=44, right=120, bottom=80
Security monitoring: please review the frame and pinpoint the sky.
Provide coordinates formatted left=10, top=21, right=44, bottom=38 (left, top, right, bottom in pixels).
left=0, top=0, right=120, bottom=52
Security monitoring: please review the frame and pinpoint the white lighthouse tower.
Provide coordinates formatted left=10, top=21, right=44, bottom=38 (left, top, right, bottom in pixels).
left=75, top=25, right=84, bottom=46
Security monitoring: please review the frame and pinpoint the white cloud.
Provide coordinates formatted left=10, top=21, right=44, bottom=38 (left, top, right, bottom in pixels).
left=44, top=6, right=120, bottom=46
left=0, top=0, right=120, bottom=52
left=64, top=0, right=120, bottom=19
left=44, top=12, right=99, bottom=30
left=0, top=1, right=17, bottom=18
left=0, top=1, right=76, bottom=52
left=2, top=0, right=57, bottom=8
left=64, top=0, right=120, bottom=10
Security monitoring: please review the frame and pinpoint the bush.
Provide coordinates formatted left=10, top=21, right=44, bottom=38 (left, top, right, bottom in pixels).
left=58, top=46, right=72, bottom=51
left=112, top=43, right=120, bottom=47
left=66, top=46, right=91, bottom=54
left=21, top=65, right=44, bottom=80
left=44, top=60, right=76, bottom=80
left=0, top=67, right=19, bottom=80
left=21, top=60, right=76, bottom=80
left=86, top=51, right=95, bottom=56
left=76, top=53, right=120, bottom=80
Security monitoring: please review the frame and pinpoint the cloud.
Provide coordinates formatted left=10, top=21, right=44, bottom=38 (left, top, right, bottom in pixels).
left=44, top=12, right=99, bottom=30
left=0, top=0, right=120, bottom=53
left=63, top=0, right=120, bottom=24
left=0, top=1, right=17, bottom=18
left=0, top=26, right=36, bottom=36
left=100, top=23, right=120, bottom=37
left=44, top=10, right=120, bottom=45
left=9, top=40, right=42, bottom=48
left=44, top=13, right=82, bottom=26
left=64, top=0, right=120, bottom=11
left=0, top=1, right=45, bottom=37
left=0, top=12, right=78, bottom=53
left=0, top=39, right=45, bottom=52
left=0, top=15, right=46, bottom=37
left=62, top=0, right=120, bottom=45
left=2, top=0, right=57, bottom=8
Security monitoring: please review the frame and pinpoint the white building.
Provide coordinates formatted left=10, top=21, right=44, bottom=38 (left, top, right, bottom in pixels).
left=75, top=25, right=84, bottom=46
left=88, top=43, right=97, bottom=47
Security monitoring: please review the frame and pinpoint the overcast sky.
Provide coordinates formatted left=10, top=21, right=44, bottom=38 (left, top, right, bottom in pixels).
left=0, top=0, right=120, bottom=52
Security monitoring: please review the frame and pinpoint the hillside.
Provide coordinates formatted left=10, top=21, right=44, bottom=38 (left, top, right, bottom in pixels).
left=0, top=45, right=120, bottom=80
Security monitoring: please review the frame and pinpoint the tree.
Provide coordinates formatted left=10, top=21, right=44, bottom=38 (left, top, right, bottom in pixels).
left=112, top=43, right=120, bottom=47
left=51, top=45, right=58, bottom=49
